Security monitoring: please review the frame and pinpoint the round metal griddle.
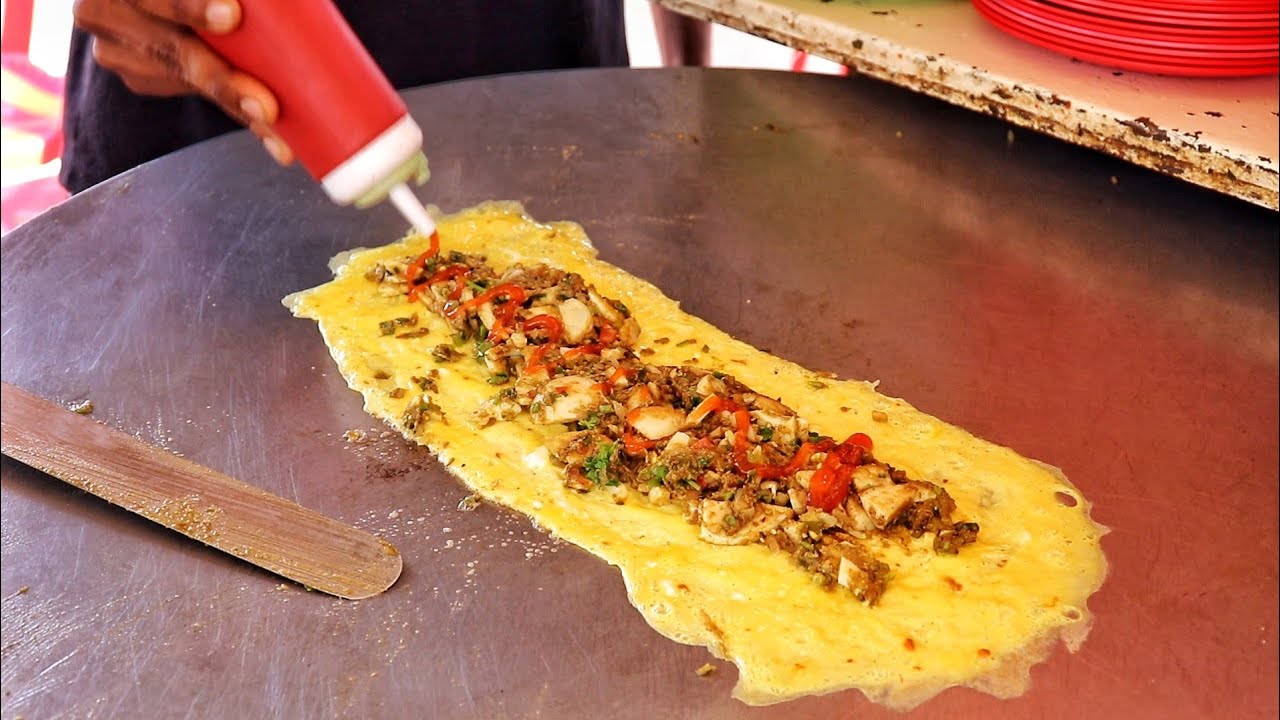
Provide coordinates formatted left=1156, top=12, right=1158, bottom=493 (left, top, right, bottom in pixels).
left=2, top=68, right=1276, bottom=719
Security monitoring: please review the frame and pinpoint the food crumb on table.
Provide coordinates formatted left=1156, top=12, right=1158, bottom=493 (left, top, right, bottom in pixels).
left=457, top=494, right=482, bottom=512
left=69, top=400, right=94, bottom=415
left=696, top=662, right=717, bottom=677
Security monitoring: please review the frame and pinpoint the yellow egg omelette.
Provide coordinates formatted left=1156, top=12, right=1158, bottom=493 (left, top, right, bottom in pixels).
left=285, top=201, right=1108, bottom=710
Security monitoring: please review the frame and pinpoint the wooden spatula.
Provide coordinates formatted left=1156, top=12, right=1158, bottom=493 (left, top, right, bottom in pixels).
left=0, top=381, right=401, bottom=599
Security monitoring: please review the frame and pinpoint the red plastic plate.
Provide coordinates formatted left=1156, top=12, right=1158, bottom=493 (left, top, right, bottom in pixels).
left=1026, top=0, right=1278, bottom=35
left=974, top=0, right=1280, bottom=76
left=995, top=0, right=1279, bottom=55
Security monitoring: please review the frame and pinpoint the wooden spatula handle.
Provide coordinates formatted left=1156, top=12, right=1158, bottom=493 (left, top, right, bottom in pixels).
left=0, top=382, right=401, bottom=599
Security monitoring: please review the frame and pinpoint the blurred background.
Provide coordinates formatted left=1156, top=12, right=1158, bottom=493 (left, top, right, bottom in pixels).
left=0, top=0, right=844, bottom=234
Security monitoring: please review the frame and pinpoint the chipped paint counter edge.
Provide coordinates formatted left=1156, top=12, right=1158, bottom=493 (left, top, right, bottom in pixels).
left=658, top=0, right=1280, bottom=210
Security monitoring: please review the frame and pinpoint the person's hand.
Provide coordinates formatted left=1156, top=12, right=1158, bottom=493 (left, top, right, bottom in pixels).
left=72, top=0, right=294, bottom=164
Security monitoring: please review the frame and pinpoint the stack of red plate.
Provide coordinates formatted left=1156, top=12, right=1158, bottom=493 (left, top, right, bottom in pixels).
left=973, top=0, right=1279, bottom=77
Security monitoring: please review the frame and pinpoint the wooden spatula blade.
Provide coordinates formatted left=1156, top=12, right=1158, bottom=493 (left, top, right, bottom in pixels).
left=0, top=382, right=402, bottom=599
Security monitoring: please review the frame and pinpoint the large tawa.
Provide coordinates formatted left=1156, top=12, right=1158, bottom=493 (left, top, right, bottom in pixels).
left=1, top=68, right=1275, bottom=719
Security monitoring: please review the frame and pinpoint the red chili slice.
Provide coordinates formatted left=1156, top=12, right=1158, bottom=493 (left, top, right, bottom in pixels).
left=691, top=436, right=717, bottom=451
left=423, top=264, right=471, bottom=301
left=807, top=434, right=870, bottom=512
left=709, top=396, right=854, bottom=481
left=521, top=314, right=564, bottom=374
left=521, top=314, right=564, bottom=340
left=623, top=430, right=658, bottom=456
left=562, top=344, right=601, bottom=361
left=448, top=283, right=528, bottom=340
left=592, top=366, right=634, bottom=393
left=758, top=440, right=832, bottom=480
left=449, top=283, right=527, bottom=317
left=597, top=322, right=619, bottom=346
left=807, top=458, right=849, bottom=512
left=723, top=400, right=821, bottom=479
left=402, top=230, right=441, bottom=302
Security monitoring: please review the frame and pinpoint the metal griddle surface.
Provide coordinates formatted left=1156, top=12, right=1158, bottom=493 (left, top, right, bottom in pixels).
left=2, top=68, right=1276, bottom=719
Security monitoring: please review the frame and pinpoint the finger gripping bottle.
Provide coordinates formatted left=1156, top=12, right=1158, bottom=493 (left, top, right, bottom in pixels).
left=199, top=0, right=436, bottom=237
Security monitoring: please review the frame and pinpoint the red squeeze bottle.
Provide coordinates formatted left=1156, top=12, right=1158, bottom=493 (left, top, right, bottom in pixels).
left=198, top=1, right=436, bottom=238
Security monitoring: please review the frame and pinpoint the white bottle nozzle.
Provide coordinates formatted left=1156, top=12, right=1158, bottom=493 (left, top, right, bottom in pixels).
left=387, top=182, right=437, bottom=238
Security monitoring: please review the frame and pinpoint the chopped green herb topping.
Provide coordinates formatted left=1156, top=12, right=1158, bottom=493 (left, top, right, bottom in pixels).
left=645, top=465, right=669, bottom=487
left=584, top=442, right=617, bottom=486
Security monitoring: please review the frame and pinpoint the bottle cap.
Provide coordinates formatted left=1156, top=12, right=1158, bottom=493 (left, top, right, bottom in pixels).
left=352, top=151, right=431, bottom=209
left=320, top=115, right=428, bottom=206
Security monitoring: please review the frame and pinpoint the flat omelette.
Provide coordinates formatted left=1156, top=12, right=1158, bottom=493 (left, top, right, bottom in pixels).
left=285, top=201, right=1108, bottom=709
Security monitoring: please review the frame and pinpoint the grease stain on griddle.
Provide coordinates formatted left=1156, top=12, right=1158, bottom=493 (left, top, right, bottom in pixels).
left=341, top=427, right=571, bottom=611
left=648, top=131, right=701, bottom=144
left=344, top=427, right=437, bottom=482
left=753, top=122, right=788, bottom=134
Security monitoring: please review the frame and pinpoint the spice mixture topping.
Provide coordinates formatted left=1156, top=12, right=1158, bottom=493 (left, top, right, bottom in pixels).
left=367, top=232, right=979, bottom=604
